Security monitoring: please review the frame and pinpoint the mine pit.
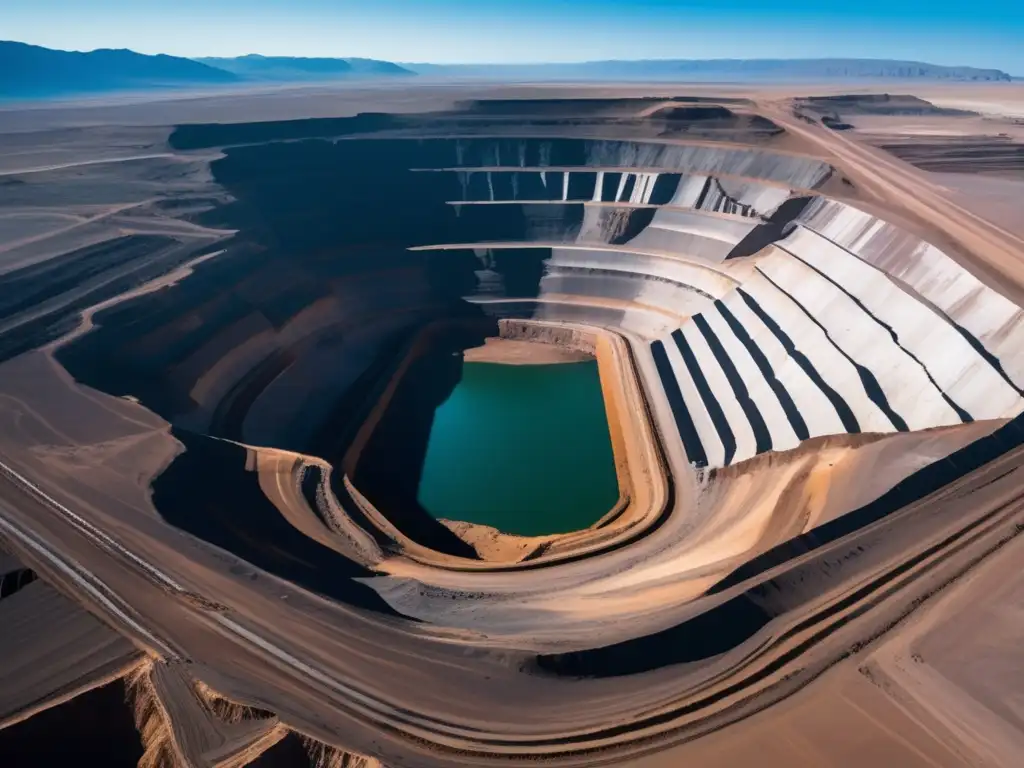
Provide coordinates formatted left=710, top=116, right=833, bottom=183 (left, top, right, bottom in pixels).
left=3, top=88, right=1024, bottom=767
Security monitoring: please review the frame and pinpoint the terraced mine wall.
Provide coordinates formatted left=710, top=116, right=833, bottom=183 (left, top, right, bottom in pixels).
left=54, top=130, right=831, bottom=455
left=536, top=411, right=1024, bottom=677
left=39, top=115, right=1021, bottom=568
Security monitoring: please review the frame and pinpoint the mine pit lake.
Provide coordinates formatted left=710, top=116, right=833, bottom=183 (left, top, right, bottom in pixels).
left=416, top=359, right=619, bottom=536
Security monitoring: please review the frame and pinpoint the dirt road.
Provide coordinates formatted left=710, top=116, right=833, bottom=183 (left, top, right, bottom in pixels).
left=763, top=101, right=1024, bottom=296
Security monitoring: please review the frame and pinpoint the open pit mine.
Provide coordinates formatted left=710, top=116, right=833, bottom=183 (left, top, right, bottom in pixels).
left=2, top=90, right=1024, bottom=767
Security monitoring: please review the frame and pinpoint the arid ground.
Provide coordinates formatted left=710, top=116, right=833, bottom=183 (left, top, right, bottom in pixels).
left=1, top=81, right=1023, bottom=767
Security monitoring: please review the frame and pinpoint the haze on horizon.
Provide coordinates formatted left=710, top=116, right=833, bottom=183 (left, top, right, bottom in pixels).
left=5, top=0, right=1024, bottom=75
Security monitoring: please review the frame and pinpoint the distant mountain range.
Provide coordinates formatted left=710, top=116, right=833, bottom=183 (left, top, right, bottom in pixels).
left=404, top=58, right=1013, bottom=82
left=0, top=40, right=1014, bottom=101
left=0, top=41, right=411, bottom=99
left=0, top=40, right=238, bottom=98
left=194, top=54, right=412, bottom=80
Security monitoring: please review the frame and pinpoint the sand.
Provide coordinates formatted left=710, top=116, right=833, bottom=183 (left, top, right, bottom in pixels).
left=462, top=337, right=592, bottom=364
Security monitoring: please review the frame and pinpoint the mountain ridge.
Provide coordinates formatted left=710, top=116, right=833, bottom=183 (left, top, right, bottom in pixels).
left=403, top=58, right=1014, bottom=81
left=0, top=40, right=239, bottom=99
left=2, top=41, right=1014, bottom=102
left=194, top=54, right=413, bottom=80
left=0, top=41, right=413, bottom=100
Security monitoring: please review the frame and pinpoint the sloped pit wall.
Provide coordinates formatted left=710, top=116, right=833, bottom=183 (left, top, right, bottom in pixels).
left=56, top=133, right=827, bottom=459
left=645, top=199, right=1024, bottom=470
left=54, top=138, right=495, bottom=455
left=796, top=197, right=1024, bottom=388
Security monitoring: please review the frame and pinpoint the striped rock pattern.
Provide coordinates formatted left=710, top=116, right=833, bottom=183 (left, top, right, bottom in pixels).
left=408, top=138, right=1024, bottom=468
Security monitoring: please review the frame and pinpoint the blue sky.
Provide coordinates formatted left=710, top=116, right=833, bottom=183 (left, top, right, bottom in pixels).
left=5, top=0, right=1023, bottom=73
